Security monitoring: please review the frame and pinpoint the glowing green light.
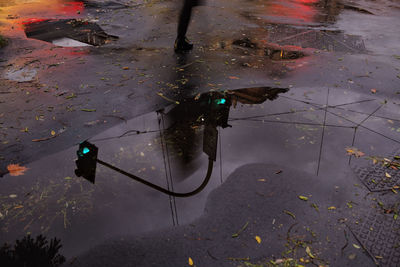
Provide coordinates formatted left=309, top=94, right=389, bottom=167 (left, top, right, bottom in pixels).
left=216, top=98, right=226, bottom=104
left=83, top=147, right=90, bottom=154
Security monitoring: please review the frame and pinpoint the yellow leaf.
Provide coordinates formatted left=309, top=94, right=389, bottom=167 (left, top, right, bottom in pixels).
left=188, top=257, right=194, bottom=266
left=7, top=164, right=29, bottom=176
left=306, top=246, right=315, bottom=258
left=298, top=195, right=308, bottom=201
left=328, top=206, right=336, bottom=210
left=255, top=236, right=261, bottom=244
left=257, top=179, right=266, bottom=182
left=385, top=172, right=391, bottom=178
left=353, top=244, right=361, bottom=249
left=51, top=130, right=56, bottom=136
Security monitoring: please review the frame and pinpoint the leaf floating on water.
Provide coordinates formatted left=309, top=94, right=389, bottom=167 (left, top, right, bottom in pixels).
left=353, top=244, right=361, bottom=249
left=255, top=235, right=261, bottom=244
left=232, top=221, right=249, bottom=238
left=298, top=195, right=308, bottom=201
left=328, top=206, right=336, bottom=210
left=7, top=164, right=29, bottom=176
left=283, top=210, right=296, bottom=219
left=9, top=194, right=17, bottom=198
left=188, top=257, right=194, bottom=266
left=157, top=92, right=180, bottom=105
left=311, top=203, right=319, bottom=212
left=306, top=246, right=315, bottom=258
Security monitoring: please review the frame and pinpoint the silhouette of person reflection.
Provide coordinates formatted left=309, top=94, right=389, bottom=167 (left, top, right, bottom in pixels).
left=175, top=0, right=203, bottom=52
left=161, top=87, right=289, bottom=179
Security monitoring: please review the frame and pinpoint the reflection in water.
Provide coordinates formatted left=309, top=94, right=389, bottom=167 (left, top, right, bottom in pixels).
left=75, top=87, right=289, bottom=197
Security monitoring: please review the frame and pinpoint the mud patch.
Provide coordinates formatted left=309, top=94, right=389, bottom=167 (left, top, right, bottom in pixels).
left=24, top=19, right=118, bottom=47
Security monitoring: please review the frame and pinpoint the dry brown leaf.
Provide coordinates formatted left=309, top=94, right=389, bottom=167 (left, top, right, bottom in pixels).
left=7, top=164, right=29, bottom=176
left=346, top=147, right=365, bottom=157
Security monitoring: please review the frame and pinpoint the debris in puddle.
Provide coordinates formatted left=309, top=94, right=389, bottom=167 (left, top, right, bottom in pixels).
left=3, top=67, right=37, bottom=82
left=7, top=164, right=29, bottom=176
left=232, top=37, right=258, bottom=49
left=264, top=44, right=306, bottom=60
left=52, top=37, right=91, bottom=47
left=24, top=19, right=118, bottom=47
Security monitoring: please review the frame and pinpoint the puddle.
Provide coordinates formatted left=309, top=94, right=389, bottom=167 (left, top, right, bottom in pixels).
left=24, top=18, right=118, bottom=46
left=2, top=84, right=400, bottom=258
left=3, top=67, right=37, bottom=82
left=51, top=37, right=91, bottom=47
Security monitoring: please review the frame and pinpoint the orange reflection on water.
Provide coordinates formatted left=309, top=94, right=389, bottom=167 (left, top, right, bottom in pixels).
left=0, top=0, right=84, bottom=32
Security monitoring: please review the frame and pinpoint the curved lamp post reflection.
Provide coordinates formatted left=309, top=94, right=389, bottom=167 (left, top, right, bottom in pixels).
left=74, top=87, right=288, bottom=197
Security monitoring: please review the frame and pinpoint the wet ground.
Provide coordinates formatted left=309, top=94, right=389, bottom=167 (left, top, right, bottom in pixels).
left=1, top=0, right=400, bottom=266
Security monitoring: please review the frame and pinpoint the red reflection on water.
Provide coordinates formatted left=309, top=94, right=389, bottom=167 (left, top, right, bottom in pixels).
left=267, top=0, right=319, bottom=23
left=21, top=18, right=49, bottom=26
left=59, top=1, right=84, bottom=16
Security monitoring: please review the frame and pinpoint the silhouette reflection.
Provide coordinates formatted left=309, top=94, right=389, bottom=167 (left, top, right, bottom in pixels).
left=75, top=86, right=288, bottom=197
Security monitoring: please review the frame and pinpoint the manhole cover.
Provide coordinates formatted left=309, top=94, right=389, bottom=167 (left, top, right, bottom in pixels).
left=268, top=25, right=366, bottom=53
left=349, top=211, right=400, bottom=267
left=24, top=19, right=118, bottom=47
left=354, top=149, right=400, bottom=191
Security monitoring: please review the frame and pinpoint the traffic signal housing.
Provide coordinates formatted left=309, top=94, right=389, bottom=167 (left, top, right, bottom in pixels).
left=75, top=141, right=98, bottom=183
left=208, top=92, right=231, bottom=128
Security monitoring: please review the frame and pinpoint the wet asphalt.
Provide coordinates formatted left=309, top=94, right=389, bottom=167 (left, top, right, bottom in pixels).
left=0, top=0, right=400, bottom=266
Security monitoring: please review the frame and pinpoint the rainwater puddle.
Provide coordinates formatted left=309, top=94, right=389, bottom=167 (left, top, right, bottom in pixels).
left=1, top=85, right=400, bottom=257
left=3, top=66, right=37, bottom=82
left=24, top=18, right=118, bottom=47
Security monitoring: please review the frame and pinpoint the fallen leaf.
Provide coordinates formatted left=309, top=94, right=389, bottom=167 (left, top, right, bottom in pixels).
left=348, top=253, right=356, bottom=260
left=306, top=246, right=315, bottom=258
left=229, top=76, right=240, bottom=80
left=346, top=147, right=365, bottom=157
left=81, top=108, right=96, bottom=112
left=311, top=203, right=319, bottom=212
left=9, top=194, right=17, bottom=198
left=14, top=205, right=23, bottom=209
left=283, top=210, right=296, bottom=219
left=298, top=195, right=309, bottom=201
left=375, top=255, right=383, bottom=259
left=188, top=257, right=194, bottom=266
left=122, top=67, right=130, bottom=70
left=257, top=178, right=266, bottom=182
left=232, top=221, right=249, bottom=238
left=328, top=206, right=336, bottom=210
left=275, top=170, right=282, bottom=174
left=385, top=172, right=391, bottom=178
left=51, top=130, right=56, bottom=136
left=255, top=236, right=261, bottom=244
left=370, top=89, right=377, bottom=94
left=353, top=244, right=361, bottom=249
left=7, top=164, right=29, bottom=176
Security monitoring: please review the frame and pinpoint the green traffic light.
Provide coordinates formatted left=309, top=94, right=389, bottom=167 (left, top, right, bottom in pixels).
left=83, top=147, right=90, bottom=154
left=215, top=98, right=226, bottom=105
